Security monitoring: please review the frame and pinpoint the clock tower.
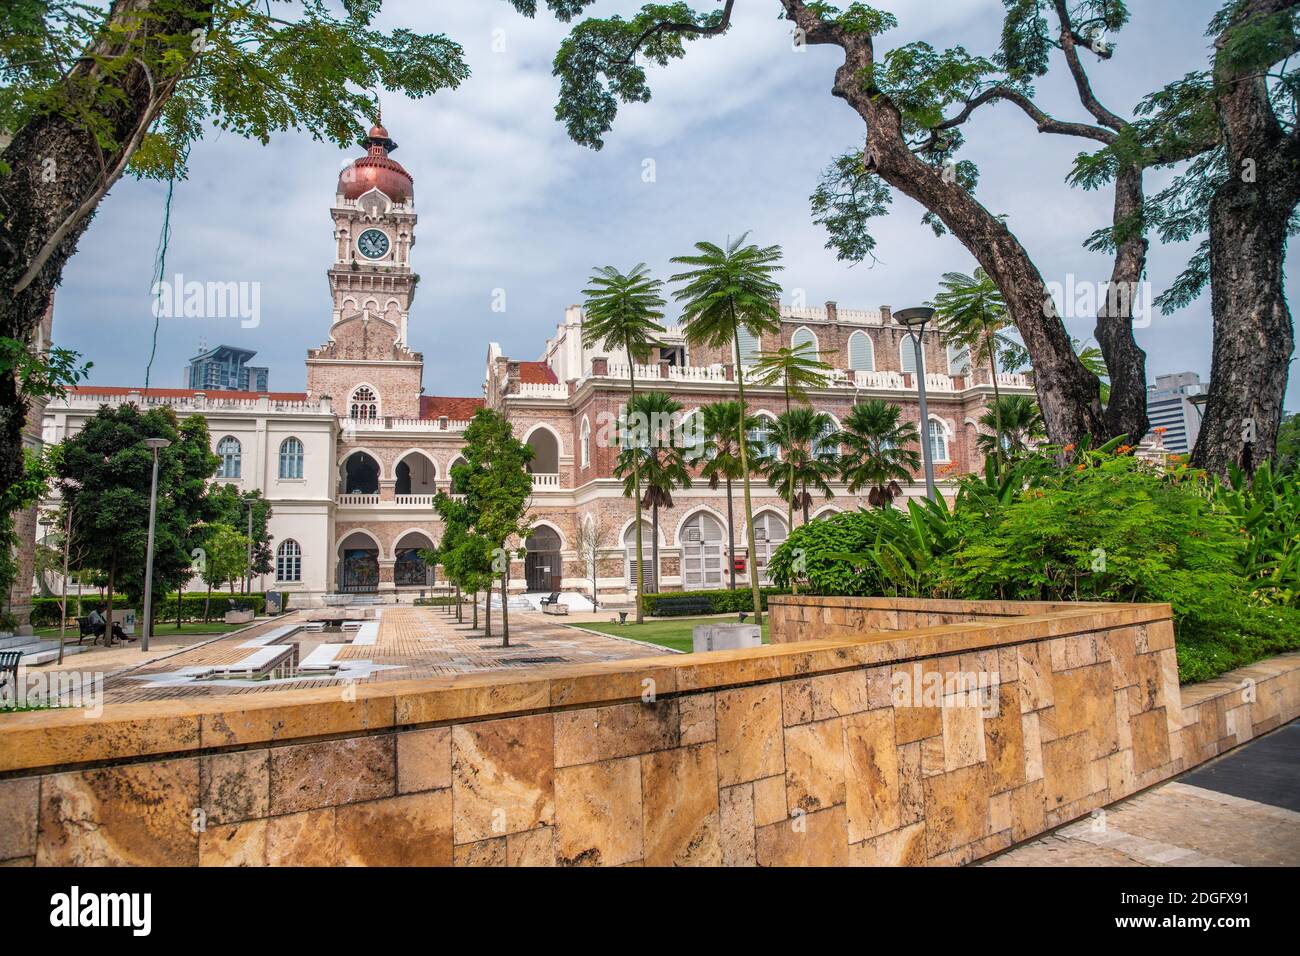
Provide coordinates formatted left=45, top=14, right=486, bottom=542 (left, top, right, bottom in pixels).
left=306, top=123, right=424, bottom=420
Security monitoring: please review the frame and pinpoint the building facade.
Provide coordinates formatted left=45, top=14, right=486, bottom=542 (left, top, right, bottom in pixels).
left=185, top=344, right=270, bottom=393
left=1144, top=371, right=1208, bottom=455
left=40, top=123, right=1034, bottom=608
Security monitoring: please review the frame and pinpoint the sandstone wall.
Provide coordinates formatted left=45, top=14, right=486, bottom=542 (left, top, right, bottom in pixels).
left=1, top=598, right=1296, bottom=866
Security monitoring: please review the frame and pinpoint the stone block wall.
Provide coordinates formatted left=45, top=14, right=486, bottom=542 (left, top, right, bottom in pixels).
left=1, top=598, right=1296, bottom=866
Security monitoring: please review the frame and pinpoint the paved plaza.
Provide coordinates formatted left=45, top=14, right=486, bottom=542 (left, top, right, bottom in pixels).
left=44, top=606, right=674, bottom=705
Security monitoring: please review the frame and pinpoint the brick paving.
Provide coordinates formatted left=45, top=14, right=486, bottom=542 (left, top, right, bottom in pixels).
left=68, top=606, right=673, bottom=704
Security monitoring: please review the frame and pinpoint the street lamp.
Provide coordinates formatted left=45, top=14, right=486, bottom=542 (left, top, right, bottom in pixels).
left=141, top=437, right=171, bottom=651
left=894, top=306, right=937, bottom=501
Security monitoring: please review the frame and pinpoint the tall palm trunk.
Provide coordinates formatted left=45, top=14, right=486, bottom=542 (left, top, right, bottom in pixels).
left=987, top=337, right=1004, bottom=470
left=650, top=499, right=660, bottom=593
left=782, top=382, right=795, bottom=538
left=724, top=476, right=736, bottom=590
left=802, top=480, right=811, bottom=525
left=628, top=367, right=647, bottom=622
left=731, top=308, right=763, bottom=626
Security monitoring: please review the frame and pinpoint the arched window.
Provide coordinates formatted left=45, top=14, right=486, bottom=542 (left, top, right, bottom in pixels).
left=848, top=330, right=875, bottom=371
left=278, top=437, right=304, bottom=479
left=580, top=418, right=591, bottom=468
left=927, top=418, right=950, bottom=462
left=736, top=325, right=761, bottom=367
left=947, top=342, right=971, bottom=375
left=791, top=326, right=819, bottom=361
left=623, top=520, right=657, bottom=592
left=900, top=336, right=926, bottom=375
left=748, top=414, right=778, bottom=460
left=813, top=417, right=839, bottom=458
left=680, top=513, right=725, bottom=590
left=349, top=385, right=378, bottom=420
left=216, top=436, right=241, bottom=479
left=751, top=512, right=789, bottom=584
left=276, top=539, right=302, bottom=582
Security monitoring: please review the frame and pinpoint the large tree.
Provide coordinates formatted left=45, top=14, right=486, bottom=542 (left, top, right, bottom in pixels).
left=457, top=408, right=533, bottom=648
left=1129, top=0, right=1300, bottom=474
left=580, top=262, right=667, bottom=622
left=671, top=233, right=784, bottom=625
left=509, top=0, right=1144, bottom=447
left=54, top=402, right=217, bottom=636
left=688, top=399, right=760, bottom=590
left=0, top=0, right=471, bottom=497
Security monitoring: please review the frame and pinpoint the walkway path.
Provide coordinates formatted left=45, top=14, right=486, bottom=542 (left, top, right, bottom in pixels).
left=65, top=606, right=673, bottom=705
left=983, top=722, right=1300, bottom=867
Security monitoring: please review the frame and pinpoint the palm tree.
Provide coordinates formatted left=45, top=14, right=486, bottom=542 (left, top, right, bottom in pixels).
left=1075, top=339, right=1111, bottom=406
left=581, top=263, right=666, bottom=623
left=751, top=339, right=835, bottom=533
left=839, top=399, right=921, bottom=508
left=688, top=400, right=761, bottom=590
left=614, top=391, right=692, bottom=592
left=671, top=234, right=784, bottom=625
left=764, top=407, right=839, bottom=525
left=931, top=268, right=1020, bottom=470
left=976, top=395, right=1046, bottom=459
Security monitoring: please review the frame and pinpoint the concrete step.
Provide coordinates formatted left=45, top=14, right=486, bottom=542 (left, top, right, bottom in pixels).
left=4, top=640, right=92, bottom=666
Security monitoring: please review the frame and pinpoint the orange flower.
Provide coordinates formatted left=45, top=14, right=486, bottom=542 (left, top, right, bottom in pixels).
left=1153, top=426, right=1167, bottom=434
left=1116, top=444, right=1133, bottom=455
left=1076, top=464, right=1086, bottom=472
left=1062, top=443, right=1076, bottom=453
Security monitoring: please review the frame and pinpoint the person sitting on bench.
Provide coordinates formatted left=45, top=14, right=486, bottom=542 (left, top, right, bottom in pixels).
left=87, top=606, right=106, bottom=640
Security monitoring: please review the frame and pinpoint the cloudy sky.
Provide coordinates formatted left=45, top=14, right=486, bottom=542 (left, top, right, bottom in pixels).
left=53, top=0, right=1299, bottom=408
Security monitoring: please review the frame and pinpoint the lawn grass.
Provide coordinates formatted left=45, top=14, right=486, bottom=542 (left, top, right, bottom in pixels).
left=32, top=620, right=250, bottom=642
left=576, top=614, right=770, bottom=653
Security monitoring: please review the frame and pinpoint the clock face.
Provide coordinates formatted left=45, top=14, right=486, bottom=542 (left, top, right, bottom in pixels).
left=357, top=228, right=390, bottom=260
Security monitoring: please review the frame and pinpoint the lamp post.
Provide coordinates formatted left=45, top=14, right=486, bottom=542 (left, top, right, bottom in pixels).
left=894, top=306, right=937, bottom=501
left=141, top=438, right=171, bottom=651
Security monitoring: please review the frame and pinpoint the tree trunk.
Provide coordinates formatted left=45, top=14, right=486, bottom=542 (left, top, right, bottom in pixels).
left=1191, top=3, right=1300, bottom=475
left=732, top=313, right=764, bottom=626
left=500, top=569, right=510, bottom=648
left=472, top=591, right=478, bottom=629
left=484, top=584, right=492, bottom=637
left=629, top=368, right=647, bottom=622
left=0, top=0, right=215, bottom=494
left=725, top=476, right=736, bottom=590
left=456, top=586, right=463, bottom=624
left=650, top=501, right=660, bottom=594
left=1095, top=164, right=1151, bottom=444
left=104, top=561, right=115, bottom=647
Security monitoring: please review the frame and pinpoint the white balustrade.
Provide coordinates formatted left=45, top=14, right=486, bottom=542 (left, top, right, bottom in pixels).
left=394, top=494, right=435, bottom=506
left=853, top=370, right=906, bottom=390
left=516, top=382, right=568, bottom=398
left=337, top=493, right=380, bottom=505
left=923, top=372, right=955, bottom=392
left=530, top=473, right=560, bottom=489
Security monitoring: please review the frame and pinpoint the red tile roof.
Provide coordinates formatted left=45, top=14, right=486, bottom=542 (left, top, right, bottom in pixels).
left=518, top=361, right=558, bottom=384
left=70, top=386, right=308, bottom=401
left=419, top=395, right=484, bottom=420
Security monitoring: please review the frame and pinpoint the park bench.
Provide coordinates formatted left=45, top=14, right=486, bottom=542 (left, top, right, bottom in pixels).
left=77, top=617, right=96, bottom=645
left=653, top=596, right=714, bottom=617
left=0, top=651, right=20, bottom=691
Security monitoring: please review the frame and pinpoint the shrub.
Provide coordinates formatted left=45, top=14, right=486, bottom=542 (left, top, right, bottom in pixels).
left=30, top=592, right=269, bottom=627
left=642, top=588, right=785, bottom=616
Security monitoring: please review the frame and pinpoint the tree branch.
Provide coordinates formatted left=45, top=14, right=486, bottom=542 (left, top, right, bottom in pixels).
left=927, top=85, right=1116, bottom=150
left=1053, top=0, right=1126, bottom=132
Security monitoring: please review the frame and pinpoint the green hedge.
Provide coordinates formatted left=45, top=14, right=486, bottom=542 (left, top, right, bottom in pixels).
left=30, top=592, right=272, bottom=627
left=414, top=596, right=461, bottom=606
left=642, top=587, right=785, bottom=617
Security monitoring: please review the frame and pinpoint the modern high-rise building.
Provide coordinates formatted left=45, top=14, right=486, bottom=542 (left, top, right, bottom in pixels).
left=1145, top=371, right=1208, bottom=454
left=185, top=344, right=269, bottom=393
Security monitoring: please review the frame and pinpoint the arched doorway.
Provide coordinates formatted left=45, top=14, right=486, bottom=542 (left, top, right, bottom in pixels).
left=524, top=525, right=562, bottom=592
left=526, top=428, right=560, bottom=476
left=338, top=531, right=379, bottom=592
left=751, top=512, right=788, bottom=585
left=395, top=452, right=436, bottom=496
left=623, top=520, right=657, bottom=593
left=681, top=512, right=725, bottom=590
left=394, top=531, right=435, bottom=586
left=340, top=452, right=380, bottom=494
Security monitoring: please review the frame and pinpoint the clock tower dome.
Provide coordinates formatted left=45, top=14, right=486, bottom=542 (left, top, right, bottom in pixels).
left=306, top=123, right=424, bottom=420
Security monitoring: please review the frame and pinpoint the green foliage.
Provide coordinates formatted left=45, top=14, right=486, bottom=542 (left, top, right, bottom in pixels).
left=0, top=337, right=91, bottom=404
left=975, top=395, right=1045, bottom=459
left=0, top=448, right=53, bottom=602
left=771, top=449, right=1300, bottom=683
left=810, top=150, right=892, bottom=264
left=198, top=523, right=250, bottom=592
left=1, top=1, right=472, bottom=183
left=641, top=587, right=784, bottom=617
left=207, top=484, right=274, bottom=576
left=838, top=399, right=920, bottom=507
left=670, top=233, right=784, bottom=355
left=28, top=591, right=269, bottom=627
left=614, top=391, right=692, bottom=511
left=580, top=263, right=667, bottom=362
left=53, top=403, right=218, bottom=608
left=762, top=406, right=839, bottom=522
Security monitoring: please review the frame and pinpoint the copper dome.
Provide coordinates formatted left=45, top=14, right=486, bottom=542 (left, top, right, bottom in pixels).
left=338, top=124, right=413, bottom=204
